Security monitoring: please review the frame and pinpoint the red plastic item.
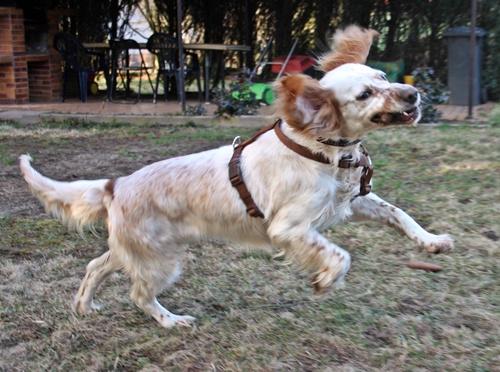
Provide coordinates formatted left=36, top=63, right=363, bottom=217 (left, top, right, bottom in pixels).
left=271, top=55, right=316, bottom=74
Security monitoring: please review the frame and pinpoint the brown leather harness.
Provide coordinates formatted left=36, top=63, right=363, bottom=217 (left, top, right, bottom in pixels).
left=228, top=119, right=373, bottom=218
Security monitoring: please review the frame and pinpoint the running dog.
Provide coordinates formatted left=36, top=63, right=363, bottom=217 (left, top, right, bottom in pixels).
left=20, top=26, right=453, bottom=328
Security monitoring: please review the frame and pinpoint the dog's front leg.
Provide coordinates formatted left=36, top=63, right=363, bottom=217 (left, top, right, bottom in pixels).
left=351, top=193, right=453, bottom=253
left=268, top=222, right=351, bottom=292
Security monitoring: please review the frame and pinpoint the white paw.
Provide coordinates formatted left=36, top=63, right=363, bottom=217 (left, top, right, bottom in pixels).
left=90, top=301, right=104, bottom=311
left=157, top=313, right=196, bottom=328
left=73, top=298, right=103, bottom=315
left=172, top=314, right=196, bottom=327
left=312, top=248, right=351, bottom=293
left=423, top=234, right=454, bottom=254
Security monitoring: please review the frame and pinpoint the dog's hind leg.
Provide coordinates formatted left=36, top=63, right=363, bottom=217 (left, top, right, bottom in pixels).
left=73, top=250, right=120, bottom=314
left=350, top=192, right=454, bottom=253
left=129, top=260, right=195, bottom=328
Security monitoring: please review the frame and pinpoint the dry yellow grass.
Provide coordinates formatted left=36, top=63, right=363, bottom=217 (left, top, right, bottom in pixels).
left=0, top=120, right=499, bottom=370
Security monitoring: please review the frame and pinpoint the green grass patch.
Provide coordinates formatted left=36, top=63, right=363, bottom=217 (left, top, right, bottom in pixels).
left=488, top=104, right=500, bottom=126
left=0, top=143, right=15, bottom=165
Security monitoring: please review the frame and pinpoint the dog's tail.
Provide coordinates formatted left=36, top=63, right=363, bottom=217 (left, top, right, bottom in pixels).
left=19, top=154, right=113, bottom=232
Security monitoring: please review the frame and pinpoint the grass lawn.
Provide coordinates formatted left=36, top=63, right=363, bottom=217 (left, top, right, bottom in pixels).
left=0, top=119, right=498, bottom=371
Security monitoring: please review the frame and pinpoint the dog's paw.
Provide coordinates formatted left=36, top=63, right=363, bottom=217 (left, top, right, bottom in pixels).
left=72, top=298, right=103, bottom=315
left=173, top=314, right=196, bottom=328
left=312, top=249, right=351, bottom=293
left=423, top=234, right=454, bottom=254
left=89, top=301, right=104, bottom=311
left=157, top=314, right=196, bottom=328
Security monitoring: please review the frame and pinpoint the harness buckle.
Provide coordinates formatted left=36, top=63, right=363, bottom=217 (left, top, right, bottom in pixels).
left=338, top=154, right=356, bottom=168
left=359, top=166, right=374, bottom=196
left=230, top=175, right=244, bottom=187
left=247, top=206, right=265, bottom=218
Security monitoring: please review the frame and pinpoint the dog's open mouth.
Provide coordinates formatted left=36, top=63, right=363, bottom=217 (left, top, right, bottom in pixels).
left=371, top=107, right=420, bottom=125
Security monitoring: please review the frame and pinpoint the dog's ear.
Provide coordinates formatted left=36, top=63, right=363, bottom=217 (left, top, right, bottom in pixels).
left=274, top=74, right=342, bottom=135
left=318, top=25, right=379, bottom=72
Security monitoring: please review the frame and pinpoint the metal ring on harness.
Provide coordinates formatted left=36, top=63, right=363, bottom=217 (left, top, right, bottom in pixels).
left=232, top=136, right=242, bottom=149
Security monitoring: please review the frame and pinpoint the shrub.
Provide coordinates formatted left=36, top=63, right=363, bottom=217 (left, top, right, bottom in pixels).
left=184, top=104, right=207, bottom=116
left=214, top=82, right=260, bottom=117
left=412, top=67, right=449, bottom=123
left=481, top=0, right=500, bottom=100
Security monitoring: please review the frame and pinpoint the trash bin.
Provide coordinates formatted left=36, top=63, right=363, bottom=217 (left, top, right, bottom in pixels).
left=443, top=27, right=486, bottom=105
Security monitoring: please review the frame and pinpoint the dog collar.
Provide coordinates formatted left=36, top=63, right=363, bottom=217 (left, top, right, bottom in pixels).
left=229, top=119, right=373, bottom=218
left=317, top=137, right=362, bottom=147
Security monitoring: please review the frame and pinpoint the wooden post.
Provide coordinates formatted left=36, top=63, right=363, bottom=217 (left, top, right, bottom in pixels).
left=467, top=0, right=477, bottom=119
left=176, top=0, right=186, bottom=112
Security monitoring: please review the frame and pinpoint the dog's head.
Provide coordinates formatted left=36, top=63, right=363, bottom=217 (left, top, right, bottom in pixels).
left=275, top=25, right=420, bottom=140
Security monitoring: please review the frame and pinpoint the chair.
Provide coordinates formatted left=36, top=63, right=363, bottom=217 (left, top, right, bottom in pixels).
left=146, top=33, right=202, bottom=103
left=110, top=39, right=154, bottom=102
left=53, top=32, right=104, bottom=102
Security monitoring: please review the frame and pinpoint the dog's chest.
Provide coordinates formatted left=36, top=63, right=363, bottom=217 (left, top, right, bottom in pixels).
left=336, top=166, right=363, bottom=196
left=313, top=167, right=361, bottom=229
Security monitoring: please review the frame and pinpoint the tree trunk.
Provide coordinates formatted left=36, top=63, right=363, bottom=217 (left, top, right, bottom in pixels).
left=202, top=0, right=225, bottom=88
left=343, top=0, right=372, bottom=27
left=243, top=0, right=256, bottom=69
left=167, top=0, right=176, bottom=36
left=315, top=0, right=336, bottom=48
left=274, top=0, right=294, bottom=56
left=110, top=0, right=119, bottom=40
left=384, top=0, right=402, bottom=60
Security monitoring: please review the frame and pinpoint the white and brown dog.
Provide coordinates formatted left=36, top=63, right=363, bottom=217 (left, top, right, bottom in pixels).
left=19, top=26, right=453, bottom=328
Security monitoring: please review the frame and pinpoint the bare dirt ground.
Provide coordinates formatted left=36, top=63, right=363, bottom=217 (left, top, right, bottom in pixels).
left=0, top=120, right=499, bottom=371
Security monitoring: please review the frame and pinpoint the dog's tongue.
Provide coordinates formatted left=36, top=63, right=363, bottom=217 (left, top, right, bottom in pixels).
left=379, top=113, right=393, bottom=124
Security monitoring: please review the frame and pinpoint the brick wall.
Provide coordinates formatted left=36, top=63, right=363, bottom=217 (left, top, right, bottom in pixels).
left=0, top=64, right=15, bottom=103
left=0, top=7, right=62, bottom=103
left=0, top=9, right=16, bottom=102
left=45, top=10, right=63, bottom=100
left=28, top=60, right=50, bottom=101
left=0, top=10, right=13, bottom=55
left=13, top=55, right=29, bottom=103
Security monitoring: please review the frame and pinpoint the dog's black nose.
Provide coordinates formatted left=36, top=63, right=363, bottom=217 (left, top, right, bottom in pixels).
left=401, top=86, right=418, bottom=104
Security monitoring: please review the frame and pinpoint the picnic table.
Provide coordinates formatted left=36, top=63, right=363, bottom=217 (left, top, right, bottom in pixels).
left=83, top=42, right=251, bottom=102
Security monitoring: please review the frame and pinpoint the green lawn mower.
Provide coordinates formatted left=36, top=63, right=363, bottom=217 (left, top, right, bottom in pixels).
left=232, top=39, right=316, bottom=106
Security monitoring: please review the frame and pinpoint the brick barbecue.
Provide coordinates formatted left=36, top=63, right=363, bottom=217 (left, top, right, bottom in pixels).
left=0, top=7, right=62, bottom=103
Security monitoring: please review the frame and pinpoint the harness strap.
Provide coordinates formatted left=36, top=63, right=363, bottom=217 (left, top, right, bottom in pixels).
left=338, top=144, right=373, bottom=196
left=228, top=121, right=280, bottom=218
left=274, top=122, right=331, bottom=164
left=228, top=119, right=373, bottom=218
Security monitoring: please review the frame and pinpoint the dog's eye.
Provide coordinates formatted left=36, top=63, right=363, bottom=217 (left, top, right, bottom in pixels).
left=356, top=90, right=372, bottom=100
left=380, top=74, right=388, bottom=81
